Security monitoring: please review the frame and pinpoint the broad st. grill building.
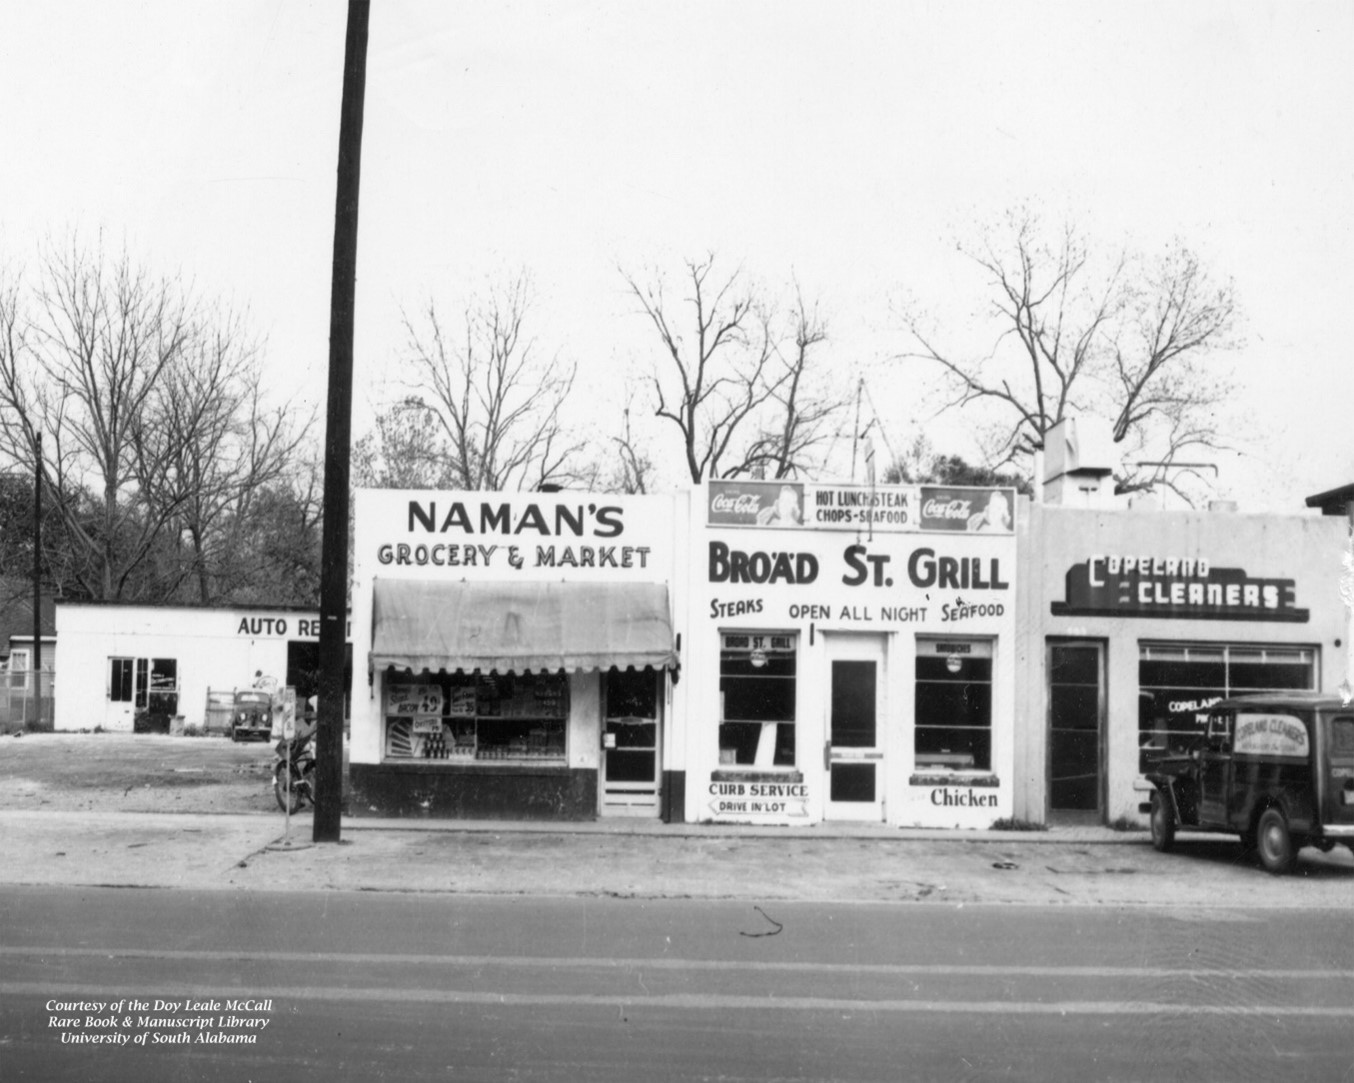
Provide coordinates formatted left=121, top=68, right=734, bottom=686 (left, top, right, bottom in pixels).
left=1014, top=495, right=1348, bottom=827
left=348, top=489, right=685, bottom=819
left=683, top=479, right=1018, bottom=828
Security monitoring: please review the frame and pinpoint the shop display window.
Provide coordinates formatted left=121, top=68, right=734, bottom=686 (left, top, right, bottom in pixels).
left=719, top=633, right=796, bottom=767
left=1137, top=643, right=1315, bottom=773
left=108, top=656, right=179, bottom=717
left=148, top=659, right=179, bottom=717
left=384, top=671, right=568, bottom=763
left=915, top=638, right=993, bottom=771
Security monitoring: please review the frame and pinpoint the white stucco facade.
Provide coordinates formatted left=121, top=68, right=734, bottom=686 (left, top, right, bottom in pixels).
left=54, top=603, right=343, bottom=732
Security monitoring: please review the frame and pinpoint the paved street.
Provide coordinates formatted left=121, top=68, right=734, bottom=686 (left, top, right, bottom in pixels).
left=4, top=887, right=1354, bottom=1082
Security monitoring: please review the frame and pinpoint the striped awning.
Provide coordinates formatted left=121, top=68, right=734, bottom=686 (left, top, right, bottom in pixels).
left=371, top=579, right=678, bottom=674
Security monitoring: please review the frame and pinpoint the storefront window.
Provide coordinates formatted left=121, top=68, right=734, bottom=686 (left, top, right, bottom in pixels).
left=915, top=638, right=993, bottom=771
left=383, top=671, right=568, bottom=763
left=148, top=659, right=179, bottom=717
left=719, top=633, right=796, bottom=767
left=1138, top=643, right=1315, bottom=772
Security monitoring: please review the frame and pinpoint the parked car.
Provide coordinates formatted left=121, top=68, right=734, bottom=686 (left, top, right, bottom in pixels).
left=230, top=690, right=274, bottom=742
left=1143, top=692, right=1354, bottom=874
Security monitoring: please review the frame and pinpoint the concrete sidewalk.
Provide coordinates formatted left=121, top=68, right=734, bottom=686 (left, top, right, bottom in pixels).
left=3, top=807, right=1353, bottom=907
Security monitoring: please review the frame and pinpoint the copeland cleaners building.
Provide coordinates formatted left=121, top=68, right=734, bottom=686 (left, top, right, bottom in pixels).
left=348, top=489, right=685, bottom=820
left=680, top=479, right=1018, bottom=828
left=1013, top=421, right=1350, bottom=826
left=54, top=602, right=350, bottom=732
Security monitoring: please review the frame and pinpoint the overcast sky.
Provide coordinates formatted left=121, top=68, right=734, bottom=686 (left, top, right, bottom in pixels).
left=3, top=1, right=1350, bottom=509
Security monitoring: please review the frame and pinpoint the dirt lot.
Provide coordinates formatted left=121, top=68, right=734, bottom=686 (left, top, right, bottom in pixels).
left=0, top=732, right=282, bottom=814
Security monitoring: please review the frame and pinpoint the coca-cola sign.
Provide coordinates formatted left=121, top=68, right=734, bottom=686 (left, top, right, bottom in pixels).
left=708, top=481, right=805, bottom=528
left=918, top=487, right=1015, bottom=533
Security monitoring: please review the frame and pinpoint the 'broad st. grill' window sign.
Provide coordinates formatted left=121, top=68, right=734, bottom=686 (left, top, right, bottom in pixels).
left=1051, top=555, right=1307, bottom=622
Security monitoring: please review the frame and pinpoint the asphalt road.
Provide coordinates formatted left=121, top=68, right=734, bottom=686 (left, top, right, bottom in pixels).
left=3, top=887, right=1353, bottom=1082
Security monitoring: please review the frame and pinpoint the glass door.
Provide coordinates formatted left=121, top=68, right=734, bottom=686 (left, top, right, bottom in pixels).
left=824, top=634, right=886, bottom=822
left=106, top=657, right=137, bottom=731
left=1047, top=641, right=1105, bottom=818
left=600, top=669, right=662, bottom=817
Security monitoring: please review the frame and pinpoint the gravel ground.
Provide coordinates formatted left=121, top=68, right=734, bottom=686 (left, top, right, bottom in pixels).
left=0, top=732, right=280, bottom=814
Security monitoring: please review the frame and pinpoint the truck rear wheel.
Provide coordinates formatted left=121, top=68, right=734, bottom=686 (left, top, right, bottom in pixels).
left=1256, top=808, right=1298, bottom=875
left=1150, top=790, right=1176, bottom=853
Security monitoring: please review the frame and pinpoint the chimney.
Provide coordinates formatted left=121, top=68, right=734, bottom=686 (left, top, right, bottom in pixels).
left=1042, top=418, right=1119, bottom=508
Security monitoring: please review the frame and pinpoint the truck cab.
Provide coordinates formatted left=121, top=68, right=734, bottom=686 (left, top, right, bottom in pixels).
left=1144, top=692, right=1354, bottom=874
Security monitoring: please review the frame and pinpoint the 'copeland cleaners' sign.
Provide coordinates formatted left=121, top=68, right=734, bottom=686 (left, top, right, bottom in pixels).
left=1234, top=713, right=1309, bottom=757
left=1051, top=554, right=1307, bottom=622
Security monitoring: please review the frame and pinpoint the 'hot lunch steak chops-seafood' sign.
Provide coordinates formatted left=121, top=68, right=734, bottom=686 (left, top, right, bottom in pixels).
left=707, top=482, right=1015, bottom=534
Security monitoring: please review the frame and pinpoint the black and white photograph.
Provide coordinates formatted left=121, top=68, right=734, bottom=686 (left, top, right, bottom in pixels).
left=2, top=2, right=1353, bottom=1079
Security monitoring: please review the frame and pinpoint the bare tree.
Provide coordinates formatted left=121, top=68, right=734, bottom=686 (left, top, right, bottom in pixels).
left=609, top=403, right=653, bottom=494
left=135, top=313, right=313, bottom=603
left=737, top=287, right=846, bottom=479
left=352, top=397, right=463, bottom=490
left=0, top=238, right=318, bottom=603
left=396, top=277, right=583, bottom=491
left=624, top=257, right=842, bottom=482
left=900, top=210, right=1238, bottom=500
left=0, top=237, right=193, bottom=599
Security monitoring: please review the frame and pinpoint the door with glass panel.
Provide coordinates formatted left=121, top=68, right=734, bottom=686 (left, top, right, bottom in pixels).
left=600, top=669, right=662, bottom=817
left=824, top=634, right=887, bottom=821
left=1047, top=641, right=1105, bottom=816
left=106, top=657, right=141, bottom=731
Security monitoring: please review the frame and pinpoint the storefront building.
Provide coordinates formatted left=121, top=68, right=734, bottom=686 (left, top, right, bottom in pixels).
left=681, top=479, right=1018, bottom=828
left=348, top=489, right=685, bottom=820
left=54, top=602, right=350, bottom=732
left=1014, top=500, right=1349, bottom=825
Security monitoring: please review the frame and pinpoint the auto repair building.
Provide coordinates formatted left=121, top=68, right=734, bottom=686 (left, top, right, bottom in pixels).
left=54, top=602, right=350, bottom=733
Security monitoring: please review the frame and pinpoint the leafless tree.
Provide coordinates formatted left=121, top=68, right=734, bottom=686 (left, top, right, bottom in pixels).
left=624, top=257, right=843, bottom=482
left=900, top=210, right=1238, bottom=500
left=135, top=312, right=313, bottom=603
left=352, top=397, right=462, bottom=490
left=0, top=237, right=316, bottom=602
left=0, top=237, right=193, bottom=599
left=737, top=287, right=846, bottom=479
left=396, top=277, right=584, bottom=491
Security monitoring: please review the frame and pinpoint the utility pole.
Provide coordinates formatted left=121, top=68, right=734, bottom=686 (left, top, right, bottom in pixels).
left=314, top=0, right=370, bottom=843
left=32, top=432, right=41, bottom=725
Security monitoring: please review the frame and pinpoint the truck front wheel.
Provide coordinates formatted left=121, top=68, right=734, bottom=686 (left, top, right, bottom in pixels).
left=1256, top=808, right=1299, bottom=875
left=1150, top=790, right=1176, bottom=853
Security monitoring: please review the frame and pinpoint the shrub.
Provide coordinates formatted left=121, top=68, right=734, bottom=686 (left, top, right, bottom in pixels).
left=989, top=817, right=1049, bottom=832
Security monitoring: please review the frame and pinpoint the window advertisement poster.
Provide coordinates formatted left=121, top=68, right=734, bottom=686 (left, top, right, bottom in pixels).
left=690, top=482, right=1017, bottom=829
